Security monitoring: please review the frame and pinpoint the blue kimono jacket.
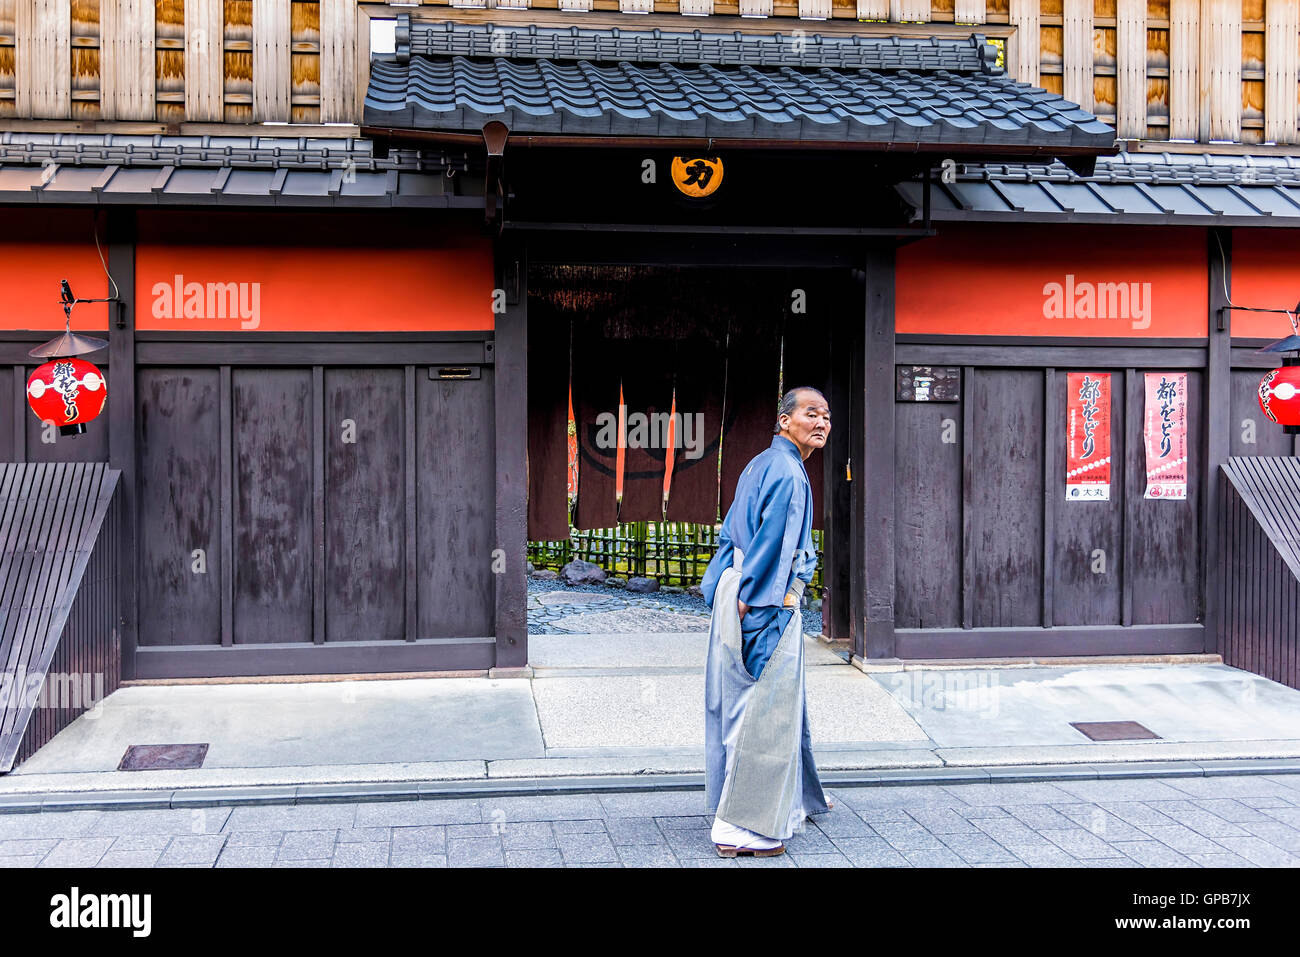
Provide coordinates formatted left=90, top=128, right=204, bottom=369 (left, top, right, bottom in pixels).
left=702, top=435, right=818, bottom=678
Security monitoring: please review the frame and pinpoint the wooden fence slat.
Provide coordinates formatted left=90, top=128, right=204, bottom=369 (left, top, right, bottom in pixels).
left=1168, top=0, right=1198, bottom=139
left=317, top=0, right=353, bottom=122
left=101, top=0, right=155, bottom=121
left=1115, top=0, right=1145, bottom=138
left=1265, top=0, right=1300, bottom=145
left=954, top=0, right=985, bottom=24
left=1063, top=0, right=1093, bottom=110
left=1008, top=0, right=1039, bottom=84
left=857, top=0, right=890, bottom=19
left=184, top=0, right=224, bottom=121
left=1199, top=0, right=1241, bottom=141
left=253, top=0, right=291, bottom=121
left=16, top=0, right=70, bottom=118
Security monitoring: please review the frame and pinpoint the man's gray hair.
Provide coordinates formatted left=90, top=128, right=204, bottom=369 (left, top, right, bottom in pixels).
left=774, top=386, right=827, bottom=434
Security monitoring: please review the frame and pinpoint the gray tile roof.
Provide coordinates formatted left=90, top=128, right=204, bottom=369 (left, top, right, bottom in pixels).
left=897, top=151, right=1300, bottom=225
left=364, top=19, right=1116, bottom=153
left=0, top=132, right=481, bottom=208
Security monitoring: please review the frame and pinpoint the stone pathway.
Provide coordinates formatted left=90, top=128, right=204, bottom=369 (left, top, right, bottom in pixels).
left=527, top=578, right=826, bottom=638
left=3, top=773, right=1298, bottom=867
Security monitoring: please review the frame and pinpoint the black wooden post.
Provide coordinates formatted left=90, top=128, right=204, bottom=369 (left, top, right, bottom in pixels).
left=106, top=210, right=137, bottom=679
left=1203, top=227, right=1232, bottom=653
left=851, top=245, right=897, bottom=662
left=493, top=238, right=528, bottom=668
left=822, top=270, right=852, bottom=640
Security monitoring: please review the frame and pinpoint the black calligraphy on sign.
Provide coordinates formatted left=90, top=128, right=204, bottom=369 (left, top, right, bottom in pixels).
left=52, top=360, right=79, bottom=421
left=1156, top=375, right=1178, bottom=457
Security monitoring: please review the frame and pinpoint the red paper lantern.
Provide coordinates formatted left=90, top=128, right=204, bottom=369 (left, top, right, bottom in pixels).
left=27, top=357, right=107, bottom=436
left=1258, top=366, right=1300, bottom=426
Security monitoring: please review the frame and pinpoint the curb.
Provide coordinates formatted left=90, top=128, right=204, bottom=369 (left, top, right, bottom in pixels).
left=2, top=758, right=1299, bottom=814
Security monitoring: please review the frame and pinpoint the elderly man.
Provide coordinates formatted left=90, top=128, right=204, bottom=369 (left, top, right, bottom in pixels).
left=700, top=386, right=832, bottom=857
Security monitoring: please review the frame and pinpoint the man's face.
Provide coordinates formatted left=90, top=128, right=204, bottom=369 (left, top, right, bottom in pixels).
left=780, top=391, right=831, bottom=458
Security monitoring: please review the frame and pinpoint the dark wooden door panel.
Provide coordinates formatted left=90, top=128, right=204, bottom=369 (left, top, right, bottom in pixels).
left=417, top=370, right=495, bottom=637
left=324, top=367, right=405, bottom=643
left=232, top=368, right=313, bottom=645
left=969, top=369, right=1045, bottom=627
left=1053, top=370, right=1124, bottom=626
left=136, top=368, right=223, bottom=647
left=1128, top=369, right=1203, bottom=625
left=1231, top=368, right=1297, bottom=458
left=894, top=401, right=962, bottom=628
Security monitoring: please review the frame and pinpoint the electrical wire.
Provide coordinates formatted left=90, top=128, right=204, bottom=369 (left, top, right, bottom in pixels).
left=1214, top=230, right=1298, bottom=335
left=92, top=213, right=120, bottom=301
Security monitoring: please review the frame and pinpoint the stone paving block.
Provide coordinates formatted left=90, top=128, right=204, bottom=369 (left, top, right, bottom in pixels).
left=1004, top=805, right=1082, bottom=830
left=0, top=838, right=58, bottom=857
left=830, top=836, right=911, bottom=867
left=832, top=785, right=971, bottom=811
left=1238, top=820, right=1300, bottom=852
left=481, top=795, right=605, bottom=823
left=217, top=845, right=279, bottom=867
left=1189, top=799, right=1274, bottom=824
left=224, top=803, right=357, bottom=832
left=1037, top=828, right=1127, bottom=859
left=1077, top=858, right=1140, bottom=868
left=940, top=782, right=1079, bottom=807
left=157, top=834, right=227, bottom=866
left=1110, top=840, right=1196, bottom=867
left=807, top=808, right=876, bottom=838
left=1139, top=806, right=1249, bottom=838
left=277, top=829, right=338, bottom=861
left=499, top=821, right=558, bottom=849
left=1137, top=823, right=1231, bottom=856
left=598, top=791, right=710, bottom=819
left=900, top=847, right=970, bottom=867
left=605, top=817, right=664, bottom=846
left=1164, top=777, right=1297, bottom=799
left=789, top=853, right=854, bottom=868
left=225, top=831, right=284, bottom=847
left=447, top=837, right=505, bottom=867
left=87, top=807, right=230, bottom=836
left=970, top=817, right=1051, bottom=847
left=0, top=811, right=101, bottom=841
left=784, top=827, right=837, bottom=854
left=331, top=842, right=389, bottom=868
left=554, top=819, right=607, bottom=834
left=870, top=820, right=946, bottom=851
left=903, top=807, right=980, bottom=835
left=444, top=823, right=499, bottom=839
left=734, top=853, right=796, bottom=867
left=273, top=858, right=331, bottom=868
left=660, top=826, right=717, bottom=859
left=973, top=861, right=1027, bottom=867
left=1050, top=779, right=1194, bottom=803
left=390, top=826, right=447, bottom=856
left=566, top=861, right=623, bottom=867
left=1258, top=805, right=1300, bottom=828
left=1238, top=796, right=1293, bottom=809
left=97, top=849, right=164, bottom=868
left=655, top=815, right=711, bottom=830
left=1185, top=852, right=1255, bottom=868
left=505, top=848, right=566, bottom=867
left=1048, top=805, right=1148, bottom=841
left=108, top=833, right=173, bottom=852
left=557, top=831, right=619, bottom=863
left=38, top=837, right=115, bottom=867
left=336, top=827, right=390, bottom=843
left=0, top=856, right=44, bottom=867
left=388, top=852, right=449, bottom=868
left=1093, top=801, right=1180, bottom=827
left=935, top=831, right=1019, bottom=864
left=951, top=806, right=1013, bottom=821
left=1004, top=843, right=1078, bottom=867
left=354, top=799, right=480, bottom=827
left=616, top=845, right=678, bottom=867
left=681, top=857, right=738, bottom=867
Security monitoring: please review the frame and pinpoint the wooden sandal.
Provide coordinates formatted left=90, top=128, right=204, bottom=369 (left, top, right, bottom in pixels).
left=715, top=842, right=786, bottom=858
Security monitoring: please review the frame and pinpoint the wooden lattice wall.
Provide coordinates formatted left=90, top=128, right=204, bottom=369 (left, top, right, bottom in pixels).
left=0, top=0, right=1296, bottom=144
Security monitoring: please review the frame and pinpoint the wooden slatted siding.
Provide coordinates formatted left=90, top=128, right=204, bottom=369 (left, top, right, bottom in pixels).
left=0, top=463, right=122, bottom=773
left=1220, top=456, right=1300, bottom=692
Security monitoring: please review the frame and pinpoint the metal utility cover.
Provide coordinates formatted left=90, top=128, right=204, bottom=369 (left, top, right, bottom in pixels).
left=1069, top=721, right=1160, bottom=741
left=118, top=744, right=210, bottom=771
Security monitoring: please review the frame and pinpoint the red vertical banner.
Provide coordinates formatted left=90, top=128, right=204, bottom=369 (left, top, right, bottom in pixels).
left=1066, top=372, right=1112, bottom=501
left=1143, top=372, right=1189, bottom=500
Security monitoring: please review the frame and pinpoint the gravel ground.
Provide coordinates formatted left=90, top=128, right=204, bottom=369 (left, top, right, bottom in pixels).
left=527, top=574, right=825, bottom=637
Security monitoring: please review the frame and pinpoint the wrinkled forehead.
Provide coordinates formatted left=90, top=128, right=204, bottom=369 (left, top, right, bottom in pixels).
left=794, top=390, right=830, bottom=414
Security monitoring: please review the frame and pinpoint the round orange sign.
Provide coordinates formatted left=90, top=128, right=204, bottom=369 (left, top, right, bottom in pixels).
left=671, top=156, right=724, bottom=198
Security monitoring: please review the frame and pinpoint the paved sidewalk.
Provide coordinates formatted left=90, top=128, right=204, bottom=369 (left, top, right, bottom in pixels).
left=5, top=631, right=1300, bottom=798
left=2, top=772, right=1299, bottom=867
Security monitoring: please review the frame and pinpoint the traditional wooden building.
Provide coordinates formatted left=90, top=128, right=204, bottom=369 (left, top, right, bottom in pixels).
left=2, top=3, right=1300, bottom=769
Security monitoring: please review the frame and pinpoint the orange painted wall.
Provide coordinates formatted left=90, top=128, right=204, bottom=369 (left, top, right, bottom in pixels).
left=0, top=209, right=112, bottom=331
left=135, top=210, right=493, bottom=332
left=897, top=224, right=1209, bottom=338
left=1230, top=229, right=1300, bottom=340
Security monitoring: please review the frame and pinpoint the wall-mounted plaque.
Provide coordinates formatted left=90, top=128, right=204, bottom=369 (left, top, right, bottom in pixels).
left=896, top=366, right=960, bottom=402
